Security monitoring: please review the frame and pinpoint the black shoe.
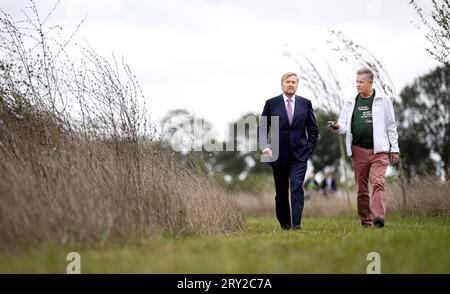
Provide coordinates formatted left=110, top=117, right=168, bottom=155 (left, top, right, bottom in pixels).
left=361, top=222, right=372, bottom=228
left=281, top=225, right=291, bottom=230
left=373, top=217, right=384, bottom=228
left=292, top=225, right=301, bottom=230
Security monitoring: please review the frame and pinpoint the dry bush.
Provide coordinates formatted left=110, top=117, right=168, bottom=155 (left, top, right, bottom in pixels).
left=387, top=177, right=450, bottom=216
left=0, top=135, right=244, bottom=245
left=0, top=2, right=243, bottom=245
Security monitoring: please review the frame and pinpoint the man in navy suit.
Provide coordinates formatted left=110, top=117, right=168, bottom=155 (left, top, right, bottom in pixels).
left=259, top=72, right=319, bottom=230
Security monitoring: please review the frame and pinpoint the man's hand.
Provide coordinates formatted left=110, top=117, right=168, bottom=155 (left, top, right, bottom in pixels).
left=262, top=147, right=272, bottom=157
left=389, top=152, right=399, bottom=165
left=327, top=121, right=340, bottom=131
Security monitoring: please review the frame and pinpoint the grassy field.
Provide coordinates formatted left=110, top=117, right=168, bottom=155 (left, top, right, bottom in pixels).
left=1, top=214, right=449, bottom=274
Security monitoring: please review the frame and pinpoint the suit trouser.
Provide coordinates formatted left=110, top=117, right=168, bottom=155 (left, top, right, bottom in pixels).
left=271, top=156, right=308, bottom=229
left=351, top=145, right=389, bottom=224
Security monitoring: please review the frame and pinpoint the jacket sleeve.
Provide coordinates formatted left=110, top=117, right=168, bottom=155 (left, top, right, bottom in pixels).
left=385, top=97, right=400, bottom=153
left=338, top=102, right=349, bottom=135
left=258, top=100, right=271, bottom=150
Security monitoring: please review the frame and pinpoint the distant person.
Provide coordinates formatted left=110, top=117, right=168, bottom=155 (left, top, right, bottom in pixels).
left=304, top=174, right=319, bottom=191
left=321, top=170, right=337, bottom=197
left=328, top=67, right=399, bottom=228
left=304, top=173, right=319, bottom=201
left=259, top=72, right=319, bottom=230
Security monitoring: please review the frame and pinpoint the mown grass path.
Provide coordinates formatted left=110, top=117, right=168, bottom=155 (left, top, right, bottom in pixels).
left=1, top=215, right=449, bottom=273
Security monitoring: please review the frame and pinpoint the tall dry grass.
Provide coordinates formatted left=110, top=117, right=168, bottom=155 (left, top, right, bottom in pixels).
left=0, top=2, right=243, bottom=245
left=237, top=177, right=450, bottom=218
left=387, top=177, right=450, bottom=216
left=0, top=127, right=243, bottom=245
left=236, top=191, right=352, bottom=218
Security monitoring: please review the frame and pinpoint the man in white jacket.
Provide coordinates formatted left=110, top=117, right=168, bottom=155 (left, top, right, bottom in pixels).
left=329, top=68, right=399, bottom=228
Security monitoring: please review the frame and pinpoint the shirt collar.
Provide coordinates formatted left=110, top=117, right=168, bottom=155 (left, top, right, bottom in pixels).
left=283, top=93, right=295, bottom=102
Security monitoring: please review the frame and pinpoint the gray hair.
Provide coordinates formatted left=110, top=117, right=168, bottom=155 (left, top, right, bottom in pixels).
left=281, top=72, right=299, bottom=84
left=356, top=68, right=374, bottom=81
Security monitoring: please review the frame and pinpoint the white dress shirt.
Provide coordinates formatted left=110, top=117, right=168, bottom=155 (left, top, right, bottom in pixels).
left=283, top=93, right=295, bottom=117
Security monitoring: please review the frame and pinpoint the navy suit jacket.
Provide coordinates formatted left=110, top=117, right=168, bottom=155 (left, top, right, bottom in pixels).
left=260, top=94, right=319, bottom=167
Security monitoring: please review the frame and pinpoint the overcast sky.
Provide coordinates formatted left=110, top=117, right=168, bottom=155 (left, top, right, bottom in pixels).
left=2, top=0, right=440, bottom=138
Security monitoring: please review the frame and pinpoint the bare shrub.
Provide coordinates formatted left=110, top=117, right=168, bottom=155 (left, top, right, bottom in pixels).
left=387, top=176, right=450, bottom=216
left=0, top=2, right=243, bottom=245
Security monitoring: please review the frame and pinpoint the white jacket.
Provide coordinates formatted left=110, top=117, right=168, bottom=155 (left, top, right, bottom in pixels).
left=338, top=94, right=400, bottom=156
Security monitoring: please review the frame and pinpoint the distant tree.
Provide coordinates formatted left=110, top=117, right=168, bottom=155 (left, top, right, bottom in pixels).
left=235, top=112, right=272, bottom=175
left=159, top=110, right=271, bottom=185
left=410, top=0, right=450, bottom=66
left=159, top=109, right=215, bottom=173
left=213, top=112, right=271, bottom=184
left=397, top=66, right=450, bottom=180
left=160, top=108, right=219, bottom=153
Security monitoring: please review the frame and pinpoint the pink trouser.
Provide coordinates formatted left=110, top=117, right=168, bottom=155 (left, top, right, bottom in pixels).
left=351, top=145, right=389, bottom=225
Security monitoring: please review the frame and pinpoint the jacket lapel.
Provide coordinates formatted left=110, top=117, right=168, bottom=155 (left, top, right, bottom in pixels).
left=291, top=95, right=302, bottom=126
left=276, top=95, right=290, bottom=125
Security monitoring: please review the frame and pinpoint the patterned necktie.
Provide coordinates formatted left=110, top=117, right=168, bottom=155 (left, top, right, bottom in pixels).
left=287, top=99, right=293, bottom=125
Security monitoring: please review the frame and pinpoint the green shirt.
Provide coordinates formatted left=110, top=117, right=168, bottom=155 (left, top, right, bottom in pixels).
left=351, top=91, right=375, bottom=149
